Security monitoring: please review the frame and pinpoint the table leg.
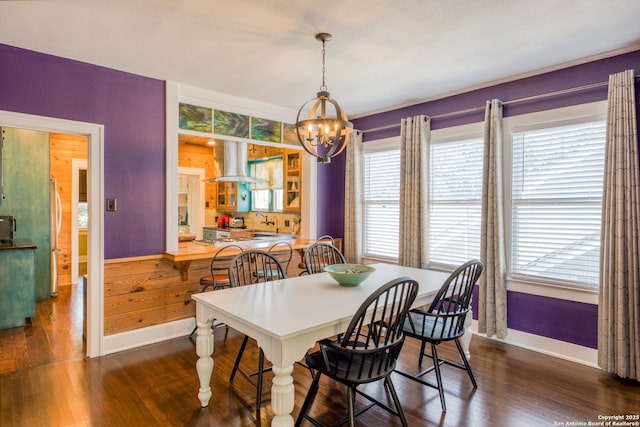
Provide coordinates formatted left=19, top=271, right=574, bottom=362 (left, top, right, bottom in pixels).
left=270, top=364, right=295, bottom=427
left=195, top=319, right=214, bottom=407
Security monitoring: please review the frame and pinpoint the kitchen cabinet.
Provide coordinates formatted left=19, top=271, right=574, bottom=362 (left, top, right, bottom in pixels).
left=216, top=182, right=236, bottom=209
left=0, top=239, right=36, bottom=329
left=203, top=227, right=230, bottom=240
left=284, top=149, right=301, bottom=212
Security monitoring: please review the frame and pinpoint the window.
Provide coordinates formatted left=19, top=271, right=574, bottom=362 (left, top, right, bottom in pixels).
left=78, top=202, right=88, bottom=228
left=428, top=136, right=483, bottom=267
left=510, top=119, right=606, bottom=287
left=249, top=157, right=283, bottom=211
left=362, top=130, right=483, bottom=265
left=360, top=102, right=605, bottom=291
left=363, top=140, right=400, bottom=260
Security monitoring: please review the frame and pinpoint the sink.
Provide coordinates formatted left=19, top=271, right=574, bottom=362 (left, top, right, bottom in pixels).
left=251, top=232, right=292, bottom=241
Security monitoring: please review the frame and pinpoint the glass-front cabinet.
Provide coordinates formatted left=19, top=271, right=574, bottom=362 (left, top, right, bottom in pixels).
left=284, top=149, right=301, bottom=212
left=216, top=182, right=236, bottom=209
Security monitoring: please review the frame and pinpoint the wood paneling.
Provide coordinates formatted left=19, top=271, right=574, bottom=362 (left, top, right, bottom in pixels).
left=49, top=132, right=87, bottom=287
left=104, top=256, right=205, bottom=335
left=103, top=250, right=305, bottom=335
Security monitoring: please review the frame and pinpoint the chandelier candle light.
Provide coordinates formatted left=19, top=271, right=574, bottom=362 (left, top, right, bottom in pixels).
left=295, top=32, right=353, bottom=164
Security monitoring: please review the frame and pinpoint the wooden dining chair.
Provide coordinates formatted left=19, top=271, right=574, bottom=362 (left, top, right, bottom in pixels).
left=227, top=250, right=285, bottom=420
left=302, top=241, right=346, bottom=275
left=254, top=240, right=293, bottom=279
left=297, top=235, right=336, bottom=273
left=296, top=277, right=419, bottom=427
left=394, top=259, right=484, bottom=412
left=199, top=244, right=243, bottom=292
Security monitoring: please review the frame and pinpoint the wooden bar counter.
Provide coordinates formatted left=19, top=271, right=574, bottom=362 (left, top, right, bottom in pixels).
left=163, top=238, right=317, bottom=280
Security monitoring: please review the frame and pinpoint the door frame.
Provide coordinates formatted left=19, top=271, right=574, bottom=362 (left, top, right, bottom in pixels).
left=71, top=158, right=88, bottom=283
left=0, top=110, right=105, bottom=358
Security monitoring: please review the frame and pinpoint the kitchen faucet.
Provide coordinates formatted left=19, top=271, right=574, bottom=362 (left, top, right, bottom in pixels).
left=256, top=212, right=275, bottom=227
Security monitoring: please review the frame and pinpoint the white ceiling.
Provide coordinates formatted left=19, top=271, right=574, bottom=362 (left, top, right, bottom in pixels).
left=1, top=0, right=640, bottom=118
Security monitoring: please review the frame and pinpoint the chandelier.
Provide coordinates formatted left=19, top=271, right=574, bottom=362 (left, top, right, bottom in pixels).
left=295, top=33, right=353, bottom=164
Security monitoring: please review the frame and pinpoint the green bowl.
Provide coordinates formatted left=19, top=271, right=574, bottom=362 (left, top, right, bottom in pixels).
left=324, top=264, right=376, bottom=287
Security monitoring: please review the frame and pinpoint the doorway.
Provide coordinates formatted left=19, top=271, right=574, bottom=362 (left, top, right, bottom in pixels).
left=178, top=166, right=205, bottom=240
left=0, top=110, right=104, bottom=358
left=49, top=134, right=88, bottom=291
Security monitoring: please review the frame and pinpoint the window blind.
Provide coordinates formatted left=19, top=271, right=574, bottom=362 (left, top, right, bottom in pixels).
left=363, top=149, right=400, bottom=259
left=511, top=121, right=606, bottom=286
left=428, top=137, right=483, bottom=266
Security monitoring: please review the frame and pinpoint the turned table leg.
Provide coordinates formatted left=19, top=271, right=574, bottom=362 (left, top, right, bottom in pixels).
left=270, top=364, right=295, bottom=427
left=195, top=319, right=214, bottom=407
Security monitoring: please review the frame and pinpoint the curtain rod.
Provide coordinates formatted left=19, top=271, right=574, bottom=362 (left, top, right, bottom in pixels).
left=361, top=75, right=638, bottom=134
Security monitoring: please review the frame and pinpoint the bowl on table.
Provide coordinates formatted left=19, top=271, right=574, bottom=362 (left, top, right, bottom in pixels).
left=324, top=264, right=376, bottom=287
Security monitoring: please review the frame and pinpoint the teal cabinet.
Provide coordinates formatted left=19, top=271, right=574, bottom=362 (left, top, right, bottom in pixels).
left=0, top=128, right=51, bottom=300
left=0, top=240, right=36, bottom=329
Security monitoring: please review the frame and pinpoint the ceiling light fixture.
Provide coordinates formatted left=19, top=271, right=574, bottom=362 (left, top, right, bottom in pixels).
left=295, top=32, right=353, bottom=164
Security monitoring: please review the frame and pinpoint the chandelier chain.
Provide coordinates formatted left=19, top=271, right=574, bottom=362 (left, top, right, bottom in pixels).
left=320, top=39, right=327, bottom=92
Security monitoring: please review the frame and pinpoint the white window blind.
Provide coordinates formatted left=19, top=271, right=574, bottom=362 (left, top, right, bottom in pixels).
left=428, top=137, right=483, bottom=267
left=511, top=121, right=606, bottom=286
left=363, top=148, right=400, bottom=259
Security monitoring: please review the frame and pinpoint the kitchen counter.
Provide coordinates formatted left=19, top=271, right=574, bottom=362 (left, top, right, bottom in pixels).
left=178, top=233, right=196, bottom=242
left=164, top=238, right=314, bottom=262
left=163, top=238, right=316, bottom=280
left=0, top=238, right=37, bottom=250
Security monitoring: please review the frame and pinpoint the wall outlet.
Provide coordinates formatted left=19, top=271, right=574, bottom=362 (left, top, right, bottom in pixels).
left=106, top=198, right=117, bottom=212
left=284, top=220, right=290, bottom=227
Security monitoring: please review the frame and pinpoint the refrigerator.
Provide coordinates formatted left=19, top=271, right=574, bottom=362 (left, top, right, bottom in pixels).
left=50, top=178, right=62, bottom=297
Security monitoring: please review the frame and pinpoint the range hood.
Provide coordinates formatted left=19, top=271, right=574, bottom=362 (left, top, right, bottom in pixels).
left=203, top=140, right=265, bottom=183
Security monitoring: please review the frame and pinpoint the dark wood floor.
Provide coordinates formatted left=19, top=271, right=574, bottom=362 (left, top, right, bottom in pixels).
left=1, top=283, right=638, bottom=426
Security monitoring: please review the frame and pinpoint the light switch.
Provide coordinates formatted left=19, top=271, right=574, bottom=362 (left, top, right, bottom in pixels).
left=106, top=198, right=117, bottom=212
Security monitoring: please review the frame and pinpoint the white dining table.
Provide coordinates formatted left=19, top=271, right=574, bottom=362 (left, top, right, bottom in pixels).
left=192, top=263, right=466, bottom=427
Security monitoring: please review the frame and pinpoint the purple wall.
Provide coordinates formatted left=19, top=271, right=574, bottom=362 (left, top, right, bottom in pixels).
left=349, top=49, right=640, bottom=349
left=471, top=288, right=599, bottom=348
left=316, top=155, right=346, bottom=238
left=0, top=44, right=165, bottom=259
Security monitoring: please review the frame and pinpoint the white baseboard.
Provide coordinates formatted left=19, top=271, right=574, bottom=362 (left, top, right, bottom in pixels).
left=102, top=317, right=598, bottom=369
left=103, top=317, right=195, bottom=355
left=471, top=320, right=598, bottom=368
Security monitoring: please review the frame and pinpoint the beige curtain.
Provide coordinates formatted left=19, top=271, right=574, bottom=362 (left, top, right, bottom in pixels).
left=478, top=99, right=508, bottom=339
left=398, top=115, right=430, bottom=268
left=343, top=131, right=363, bottom=263
left=598, top=69, right=640, bottom=380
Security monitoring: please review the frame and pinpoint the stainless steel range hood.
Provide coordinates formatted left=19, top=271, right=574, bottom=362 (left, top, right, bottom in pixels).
left=203, top=140, right=265, bottom=183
